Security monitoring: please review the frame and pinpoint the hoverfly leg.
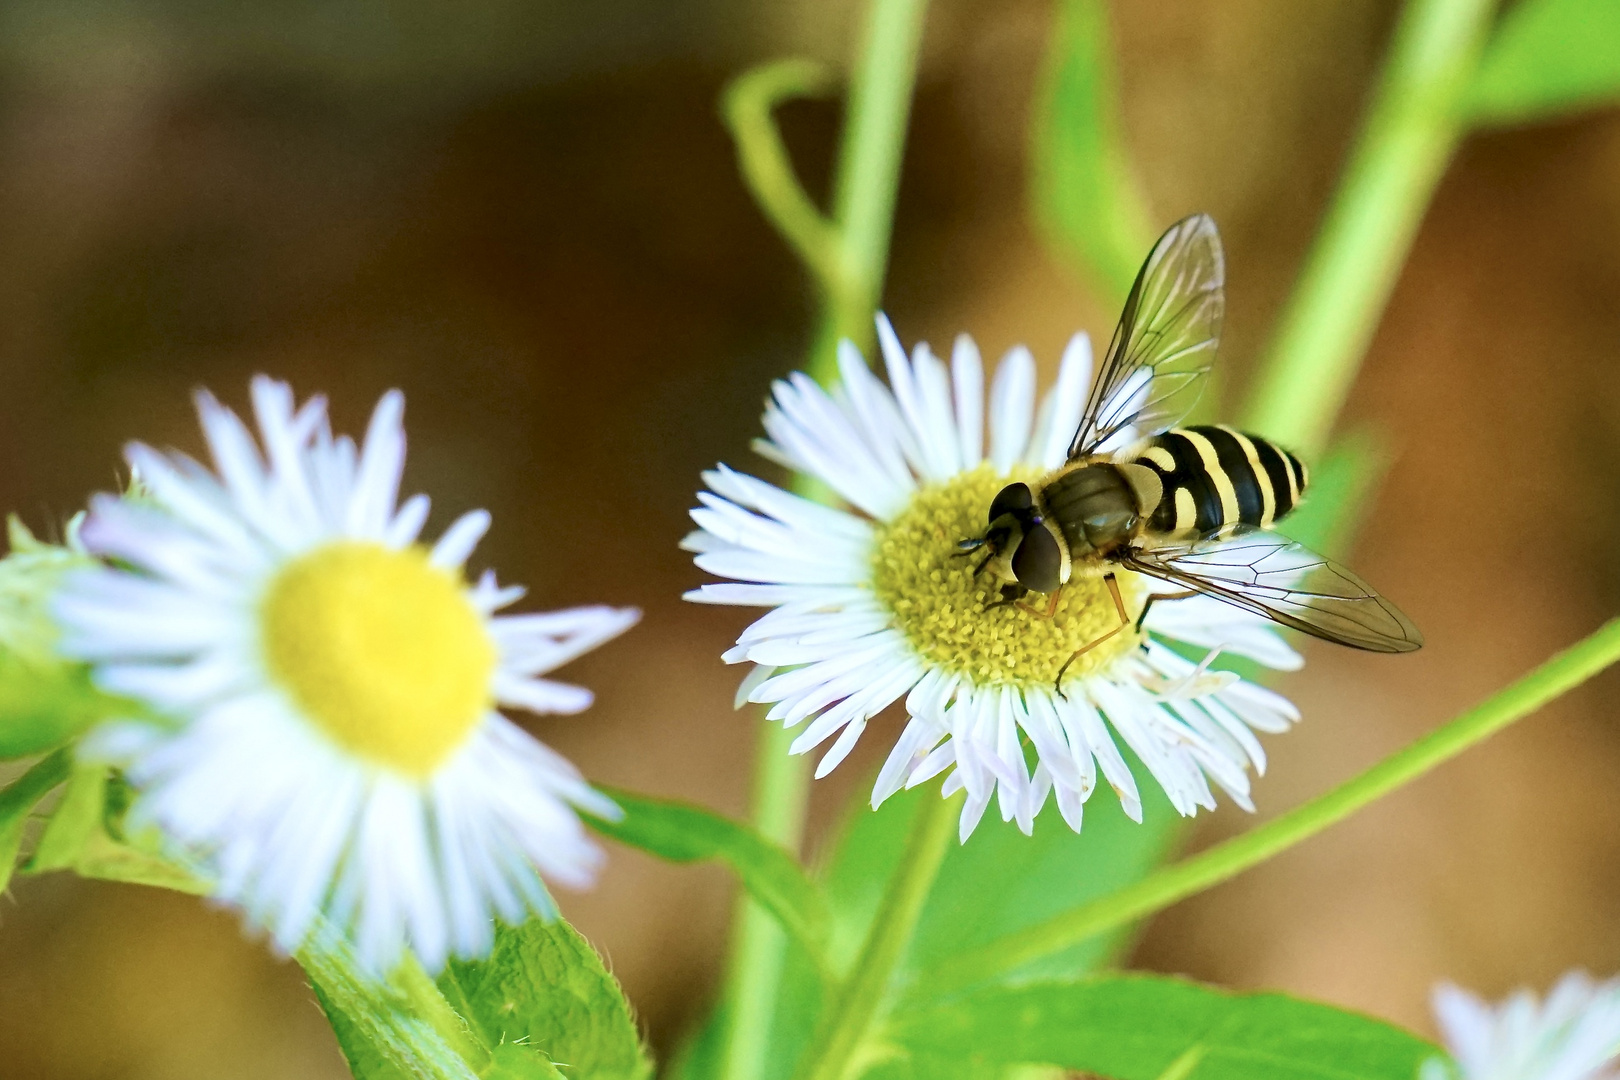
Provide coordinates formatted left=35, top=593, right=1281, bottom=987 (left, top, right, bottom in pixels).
left=983, top=583, right=1026, bottom=612
left=1133, top=589, right=1199, bottom=633
left=1054, top=573, right=1131, bottom=699
left=1016, top=586, right=1063, bottom=621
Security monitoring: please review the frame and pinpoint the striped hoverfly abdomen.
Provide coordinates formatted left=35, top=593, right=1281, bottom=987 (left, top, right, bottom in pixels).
left=1131, top=424, right=1308, bottom=539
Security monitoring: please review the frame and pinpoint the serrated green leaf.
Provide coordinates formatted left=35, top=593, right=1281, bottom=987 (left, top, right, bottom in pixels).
left=586, top=787, right=831, bottom=976
left=1469, top=0, right=1620, bottom=126
left=438, top=916, right=650, bottom=1080
left=23, top=762, right=106, bottom=873
left=0, top=748, right=71, bottom=893
left=883, top=974, right=1445, bottom=1080
left=1030, top=0, right=1155, bottom=298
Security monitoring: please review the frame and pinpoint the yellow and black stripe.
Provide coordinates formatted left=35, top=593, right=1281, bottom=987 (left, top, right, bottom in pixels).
left=1131, top=424, right=1307, bottom=537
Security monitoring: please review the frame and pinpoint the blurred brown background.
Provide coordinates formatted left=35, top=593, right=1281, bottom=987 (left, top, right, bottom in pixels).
left=0, top=1, right=1618, bottom=1076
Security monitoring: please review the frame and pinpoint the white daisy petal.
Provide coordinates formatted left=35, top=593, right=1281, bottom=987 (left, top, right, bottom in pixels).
left=430, top=509, right=491, bottom=570
left=1033, top=332, right=1092, bottom=469
left=988, top=345, right=1036, bottom=473
left=1433, top=971, right=1620, bottom=1080
left=55, top=378, right=631, bottom=976
left=950, top=334, right=985, bottom=469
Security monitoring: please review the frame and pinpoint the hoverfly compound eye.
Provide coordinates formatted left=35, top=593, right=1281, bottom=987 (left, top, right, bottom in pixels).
left=1010, top=521, right=1062, bottom=594
left=988, top=482, right=1033, bottom=525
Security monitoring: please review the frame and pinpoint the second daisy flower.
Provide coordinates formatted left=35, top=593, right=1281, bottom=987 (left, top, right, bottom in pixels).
left=686, top=317, right=1301, bottom=841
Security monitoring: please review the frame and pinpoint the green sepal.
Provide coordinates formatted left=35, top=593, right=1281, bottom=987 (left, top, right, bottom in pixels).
left=23, top=761, right=106, bottom=873
left=0, top=748, right=72, bottom=893
left=586, top=787, right=831, bottom=976
left=0, top=652, right=130, bottom=760
left=882, top=974, right=1447, bottom=1080
left=15, top=763, right=208, bottom=893
left=0, top=517, right=118, bottom=760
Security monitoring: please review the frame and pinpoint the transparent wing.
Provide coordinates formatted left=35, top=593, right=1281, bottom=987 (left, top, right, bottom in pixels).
left=1068, top=213, right=1225, bottom=460
left=1119, top=526, right=1423, bottom=653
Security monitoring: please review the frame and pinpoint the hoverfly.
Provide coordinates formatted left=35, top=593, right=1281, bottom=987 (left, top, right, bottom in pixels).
left=957, top=213, right=1421, bottom=686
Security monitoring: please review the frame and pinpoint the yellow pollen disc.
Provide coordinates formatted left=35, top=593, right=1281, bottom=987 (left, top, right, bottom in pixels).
left=260, top=541, right=496, bottom=776
left=871, top=464, right=1144, bottom=691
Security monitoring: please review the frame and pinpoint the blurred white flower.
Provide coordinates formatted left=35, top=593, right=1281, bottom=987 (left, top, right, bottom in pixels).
left=1426, top=972, right=1620, bottom=1080
left=53, top=377, right=638, bottom=973
left=684, top=315, right=1301, bottom=841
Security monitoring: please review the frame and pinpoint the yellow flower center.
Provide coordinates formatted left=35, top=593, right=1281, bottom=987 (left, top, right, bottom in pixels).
left=871, top=464, right=1143, bottom=690
left=260, top=541, right=496, bottom=776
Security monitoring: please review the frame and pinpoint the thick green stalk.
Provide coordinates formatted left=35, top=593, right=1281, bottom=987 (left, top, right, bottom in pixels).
left=395, top=953, right=488, bottom=1070
left=1240, top=0, right=1498, bottom=456
left=797, top=791, right=959, bottom=1080
left=921, top=617, right=1620, bottom=994
left=714, top=2, right=929, bottom=1077
left=298, top=930, right=479, bottom=1080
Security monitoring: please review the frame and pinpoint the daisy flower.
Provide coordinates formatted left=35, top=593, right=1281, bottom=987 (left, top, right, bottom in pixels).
left=1427, top=972, right=1620, bottom=1080
left=684, top=315, right=1301, bottom=841
left=52, top=377, right=638, bottom=973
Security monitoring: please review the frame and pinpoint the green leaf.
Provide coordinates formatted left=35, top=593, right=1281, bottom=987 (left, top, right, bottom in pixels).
left=836, top=779, right=1182, bottom=989
left=0, top=748, right=71, bottom=893
left=883, top=974, right=1446, bottom=1080
left=586, top=787, right=831, bottom=976
left=484, top=1044, right=565, bottom=1079
left=1030, top=0, right=1155, bottom=299
left=438, top=916, right=651, bottom=1080
left=1469, top=0, right=1620, bottom=126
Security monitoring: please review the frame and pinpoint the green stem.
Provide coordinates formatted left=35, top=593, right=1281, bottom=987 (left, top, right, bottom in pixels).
left=797, top=791, right=959, bottom=1080
left=715, top=1, right=929, bottom=1077
left=813, top=0, right=930, bottom=371
left=715, top=720, right=812, bottom=1080
left=921, top=616, right=1620, bottom=994
left=722, top=60, right=841, bottom=286
left=1240, top=0, right=1498, bottom=456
